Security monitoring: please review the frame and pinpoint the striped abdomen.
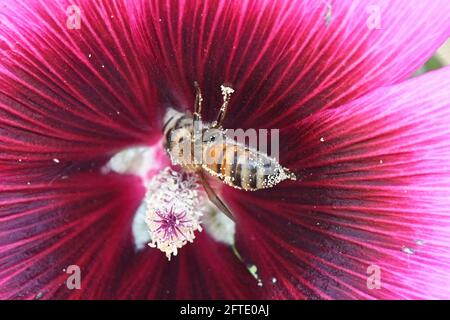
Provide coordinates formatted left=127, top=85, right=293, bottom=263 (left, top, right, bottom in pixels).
left=202, top=139, right=295, bottom=191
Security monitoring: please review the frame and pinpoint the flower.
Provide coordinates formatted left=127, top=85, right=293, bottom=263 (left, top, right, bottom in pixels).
left=0, top=0, right=450, bottom=299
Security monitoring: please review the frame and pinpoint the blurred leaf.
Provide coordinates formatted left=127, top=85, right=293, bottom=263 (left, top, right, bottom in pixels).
left=424, top=55, right=444, bottom=71
left=412, top=55, right=444, bottom=77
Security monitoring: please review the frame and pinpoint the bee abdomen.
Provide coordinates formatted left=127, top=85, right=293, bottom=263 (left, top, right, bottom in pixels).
left=235, top=150, right=258, bottom=190
left=202, top=139, right=296, bottom=191
left=231, top=147, right=295, bottom=191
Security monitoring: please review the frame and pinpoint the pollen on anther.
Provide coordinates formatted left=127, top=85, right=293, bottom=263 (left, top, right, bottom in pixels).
left=221, top=85, right=235, bottom=96
left=144, top=168, right=203, bottom=260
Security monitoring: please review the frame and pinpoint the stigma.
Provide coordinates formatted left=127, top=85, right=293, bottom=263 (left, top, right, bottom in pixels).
left=144, top=168, right=203, bottom=260
left=147, top=207, right=198, bottom=260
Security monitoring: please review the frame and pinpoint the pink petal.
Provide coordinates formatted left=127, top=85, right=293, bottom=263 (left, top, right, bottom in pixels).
left=0, top=0, right=162, bottom=164
left=117, top=232, right=263, bottom=299
left=0, top=161, right=257, bottom=299
left=225, top=67, right=450, bottom=299
left=1, top=0, right=449, bottom=300
left=127, top=0, right=450, bottom=128
left=0, top=166, right=145, bottom=299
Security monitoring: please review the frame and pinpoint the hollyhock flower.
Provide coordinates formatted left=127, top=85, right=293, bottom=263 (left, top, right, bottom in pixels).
left=0, top=0, right=450, bottom=299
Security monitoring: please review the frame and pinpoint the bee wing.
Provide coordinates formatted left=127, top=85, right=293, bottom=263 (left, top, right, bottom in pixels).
left=198, top=170, right=235, bottom=221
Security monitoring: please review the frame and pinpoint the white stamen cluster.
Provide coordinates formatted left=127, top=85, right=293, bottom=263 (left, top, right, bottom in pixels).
left=144, top=168, right=203, bottom=260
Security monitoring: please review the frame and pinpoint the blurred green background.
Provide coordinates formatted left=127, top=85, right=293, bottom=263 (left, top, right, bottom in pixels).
left=420, top=38, right=450, bottom=72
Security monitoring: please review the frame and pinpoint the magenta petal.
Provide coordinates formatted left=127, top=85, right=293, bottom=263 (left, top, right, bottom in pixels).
left=225, top=67, right=450, bottom=299
left=0, top=166, right=145, bottom=299
left=127, top=0, right=450, bottom=128
left=117, top=232, right=263, bottom=299
left=1, top=0, right=449, bottom=300
left=0, top=0, right=163, bottom=164
left=0, top=156, right=255, bottom=299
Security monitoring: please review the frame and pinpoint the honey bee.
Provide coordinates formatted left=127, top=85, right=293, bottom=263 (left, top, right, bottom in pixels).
left=162, top=82, right=296, bottom=219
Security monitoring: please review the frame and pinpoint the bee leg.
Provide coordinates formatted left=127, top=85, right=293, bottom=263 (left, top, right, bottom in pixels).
left=199, top=170, right=235, bottom=221
left=193, top=81, right=203, bottom=122
left=211, top=84, right=235, bottom=128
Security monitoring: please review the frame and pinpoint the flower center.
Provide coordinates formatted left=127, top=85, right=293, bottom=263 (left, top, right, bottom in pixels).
left=154, top=209, right=190, bottom=241
left=148, top=207, right=197, bottom=260
left=104, top=146, right=235, bottom=259
left=144, top=167, right=203, bottom=260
